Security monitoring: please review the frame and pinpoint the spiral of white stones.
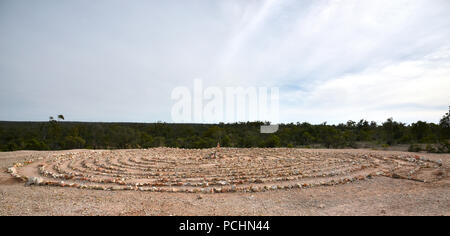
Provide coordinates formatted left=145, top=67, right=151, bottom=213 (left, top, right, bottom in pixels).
left=7, top=148, right=442, bottom=193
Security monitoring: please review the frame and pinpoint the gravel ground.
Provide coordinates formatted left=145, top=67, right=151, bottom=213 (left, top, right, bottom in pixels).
left=0, top=149, right=448, bottom=216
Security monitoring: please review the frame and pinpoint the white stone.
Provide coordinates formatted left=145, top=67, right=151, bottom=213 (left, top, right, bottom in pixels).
left=27, top=177, right=43, bottom=186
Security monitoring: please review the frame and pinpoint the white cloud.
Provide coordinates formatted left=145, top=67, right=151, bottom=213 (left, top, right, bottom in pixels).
left=0, top=0, right=449, bottom=123
left=280, top=47, right=450, bottom=124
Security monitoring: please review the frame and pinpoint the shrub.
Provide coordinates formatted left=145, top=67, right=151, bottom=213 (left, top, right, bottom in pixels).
left=408, top=144, right=422, bottom=152
left=425, top=144, right=436, bottom=153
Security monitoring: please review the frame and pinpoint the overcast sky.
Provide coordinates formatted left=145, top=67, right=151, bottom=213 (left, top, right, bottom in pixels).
left=1, top=0, right=449, bottom=124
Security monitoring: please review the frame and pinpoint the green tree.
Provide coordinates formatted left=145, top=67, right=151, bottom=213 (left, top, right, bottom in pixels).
left=411, top=121, right=432, bottom=143
left=261, top=134, right=280, bottom=148
left=439, top=106, right=450, bottom=140
left=63, top=136, right=86, bottom=149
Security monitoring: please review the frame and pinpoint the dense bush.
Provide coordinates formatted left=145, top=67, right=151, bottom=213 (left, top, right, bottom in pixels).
left=1, top=108, right=449, bottom=152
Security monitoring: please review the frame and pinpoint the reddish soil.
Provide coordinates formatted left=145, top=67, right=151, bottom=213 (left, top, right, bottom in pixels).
left=0, top=149, right=448, bottom=216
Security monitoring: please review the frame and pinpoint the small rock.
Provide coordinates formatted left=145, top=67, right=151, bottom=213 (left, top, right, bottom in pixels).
left=230, top=185, right=237, bottom=192
left=26, top=177, right=43, bottom=186
left=392, top=173, right=402, bottom=179
left=7, top=167, right=16, bottom=174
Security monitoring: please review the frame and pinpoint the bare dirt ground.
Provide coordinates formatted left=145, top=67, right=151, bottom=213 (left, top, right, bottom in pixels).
left=0, top=148, right=448, bottom=216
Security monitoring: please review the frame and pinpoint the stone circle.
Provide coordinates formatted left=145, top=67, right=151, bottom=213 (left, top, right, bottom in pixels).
left=7, top=148, right=443, bottom=193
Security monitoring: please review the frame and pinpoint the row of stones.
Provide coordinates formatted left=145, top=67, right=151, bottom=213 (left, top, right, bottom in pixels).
left=30, top=151, right=416, bottom=187
left=7, top=157, right=45, bottom=184
left=82, top=157, right=361, bottom=179
left=7, top=150, right=443, bottom=193
left=16, top=170, right=383, bottom=193
left=40, top=160, right=369, bottom=187
left=45, top=150, right=369, bottom=177
left=38, top=155, right=371, bottom=187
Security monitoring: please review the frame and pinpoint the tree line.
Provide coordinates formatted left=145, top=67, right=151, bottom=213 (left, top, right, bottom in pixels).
left=1, top=108, right=449, bottom=153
